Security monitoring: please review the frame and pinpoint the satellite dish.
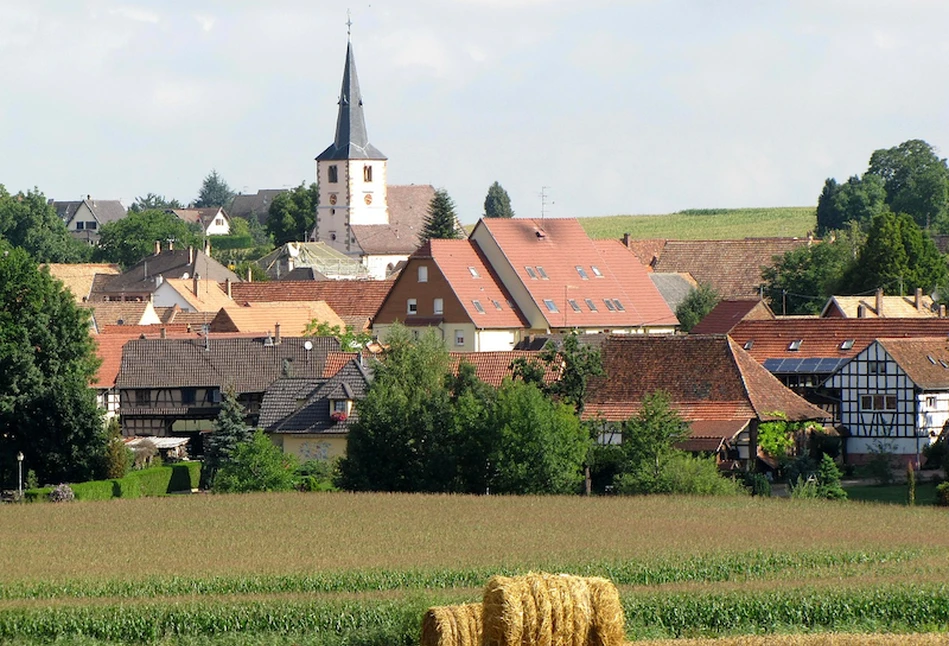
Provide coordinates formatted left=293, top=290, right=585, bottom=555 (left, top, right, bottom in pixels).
left=304, top=340, right=313, bottom=351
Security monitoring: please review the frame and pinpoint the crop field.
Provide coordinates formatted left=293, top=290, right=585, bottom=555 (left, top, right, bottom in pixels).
left=578, top=207, right=816, bottom=241
left=2, top=493, right=948, bottom=644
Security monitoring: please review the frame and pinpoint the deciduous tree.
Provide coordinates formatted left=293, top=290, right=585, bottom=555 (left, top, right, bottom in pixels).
left=267, top=183, right=319, bottom=246
left=129, top=193, right=183, bottom=213
left=94, top=209, right=202, bottom=268
left=867, top=139, right=949, bottom=231
left=816, top=175, right=887, bottom=236
left=675, top=282, right=721, bottom=332
left=0, top=185, right=90, bottom=262
left=613, top=391, right=691, bottom=494
left=484, top=181, right=515, bottom=218
left=419, top=189, right=462, bottom=244
left=213, top=429, right=298, bottom=493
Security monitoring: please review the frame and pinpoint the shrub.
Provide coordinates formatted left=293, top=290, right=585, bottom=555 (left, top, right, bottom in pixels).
left=782, top=454, right=815, bottom=486
left=936, top=482, right=949, bottom=507
left=295, top=460, right=337, bottom=492
left=71, top=479, right=115, bottom=501
left=789, top=476, right=820, bottom=499
left=169, top=462, right=201, bottom=492
left=922, top=432, right=949, bottom=470
left=866, top=441, right=896, bottom=485
left=48, top=484, right=75, bottom=503
left=103, top=418, right=132, bottom=479
left=617, top=453, right=746, bottom=496
left=112, top=476, right=141, bottom=499
left=745, top=472, right=772, bottom=497
left=24, top=487, right=53, bottom=503
left=816, top=454, right=847, bottom=500
left=214, top=430, right=298, bottom=493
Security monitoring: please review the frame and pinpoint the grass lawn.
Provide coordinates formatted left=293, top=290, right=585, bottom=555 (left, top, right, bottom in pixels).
left=843, top=481, right=939, bottom=506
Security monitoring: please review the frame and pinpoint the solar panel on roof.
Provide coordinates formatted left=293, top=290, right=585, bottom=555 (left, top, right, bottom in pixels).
left=763, top=358, right=786, bottom=372
left=799, top=358, right=821, bottom=372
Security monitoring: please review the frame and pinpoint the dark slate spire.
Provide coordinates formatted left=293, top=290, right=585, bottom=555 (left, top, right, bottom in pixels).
left=316, top=41, right=386, bottom=161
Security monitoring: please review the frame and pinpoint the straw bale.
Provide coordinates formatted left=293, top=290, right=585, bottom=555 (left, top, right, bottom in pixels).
left=587, top=577, right=625, bottom=646
left=530, top=575, right=553, bottom=646
left=421, top=603, right=482, bottom=646
left=484, top=575, right=528, bottom=646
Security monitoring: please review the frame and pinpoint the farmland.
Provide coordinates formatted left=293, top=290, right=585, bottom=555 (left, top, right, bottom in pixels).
left=578, top=207, right=816, bottom=240
left=1, top=492, right=948, bottom=644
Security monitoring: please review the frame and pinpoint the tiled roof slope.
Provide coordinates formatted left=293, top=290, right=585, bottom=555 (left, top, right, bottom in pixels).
left=44, top=263, right=121, bottom=302
left=96, top=248, right=240, bottom=297
left=621, top=238, right=667, bottom=269
left=116, top=336, right=340, bottom=391
left=585, top=335, right=829, bottom=422
left=257, top=377, right=324, bottom=429
left=210, top=302, right=345, bottom=335
left=52, top=198, right=127, bottom=225
left=229, top=280, right=391, bottom=330
left=475, top=218, right=677, bottom=329
left=648, top=272, right=697, bottom=313
left=421, top=239, right=527, bottom=328
left=729, top=318, right=949, bottom=363
left=691, top=299, right=775, bottom=335
left=229, top=189, right=287, bottom=224
left=168, top=208, right=225, bottom=229
left=822, top=294, right=938, bottom=318
left=350, top=184, right=436, bottom=255
left=267, top=359, right=372, bottom=434
left=161, top=278, right=234, bottom=312
left=652, top=238, right=812, bottom=298
left=80, top=301, right=158, bottom=328
left=448, top=351, right=560, bottom=386
left=877, top=338, right=949, bottom=390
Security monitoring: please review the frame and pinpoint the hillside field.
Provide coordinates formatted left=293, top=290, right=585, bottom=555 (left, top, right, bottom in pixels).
left=578, top=207, right=816, bottom=240
left=1, top=492, right=948, bottom=644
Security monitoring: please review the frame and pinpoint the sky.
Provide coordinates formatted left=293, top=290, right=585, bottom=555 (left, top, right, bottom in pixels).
left=2, top=1, right=948, bottom=224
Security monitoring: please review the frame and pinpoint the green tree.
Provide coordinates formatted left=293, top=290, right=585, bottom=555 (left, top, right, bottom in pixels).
left=816, top=453, right=847, bottom=500
left=266, top=183, right=319, bottom=246
left=0, top=186, right=90, bottom=262
left=816, top=175, right=887, bottom=236
left=103, top=417, right=132, bottom=479
left=483, top=181, right=515, bottom=218
left=675, top=282, right=720, bottom=332
left=202, top=389, right=252, bottom=489
left=867, top=139, right=949, bottom=231
left=93, top=209, right=202, bottom=268
left=840, top=209, right=948, bottom=296
left=304, top=321, right=371, bottom=352
left=195, top=169, right=236, bottom=209
left=129, top=193, right=183, bottom=213
left=761, top=233, right=859, bottom=315
left=486, top=379, right=588, bottom=495
left=446, top=361, right=498, bottom=494
left=613, top=391, right=691, bottom=494
left=213, top=429, right=298, bottom=493
left=419, top=189, right=461, bottom=244
left=540, top=332, right=604, bottom=416
left=0, top=245, right=106, bottom=486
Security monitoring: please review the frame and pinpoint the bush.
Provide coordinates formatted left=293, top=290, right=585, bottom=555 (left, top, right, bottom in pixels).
left=816, top=454, right=847, bottom=500
left=936, top=482, right=949, bottom=507
left=169, top=462, right=201, bottom=492
left=112, top=477, right=141, bottom=499
left=790, top=476, right=820, bottom=499
left=48, top=484, right=75, bottom=503
left=745, top=472, right=772, bottom=497
left=616, top=453, right=746, bottom=496
left=922, top=433, right=949, bottom=470
left=782, top=454, right=815, bottom=486
left=295, top=460, right=337, bottom=492
left=866, top=441, right=896, bottom=485
left=71, top=480, right=116, bottom=501
left=24, top=487, right=52, bottom=503
left=214, top=430, right=298, bottom=493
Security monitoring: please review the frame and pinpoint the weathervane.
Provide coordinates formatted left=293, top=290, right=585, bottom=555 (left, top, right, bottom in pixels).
left=346, top=9, right=352, bottom=39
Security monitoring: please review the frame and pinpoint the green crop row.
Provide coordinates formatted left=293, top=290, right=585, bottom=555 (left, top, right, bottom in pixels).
left=0, top=548, right=915, bottom=600
left=0, top=585, right=947, bottom=644
left=24, top=463, right=200, bottom=503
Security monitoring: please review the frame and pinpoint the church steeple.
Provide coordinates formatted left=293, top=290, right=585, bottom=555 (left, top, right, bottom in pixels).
left=316, top=40, right=386, bottom=161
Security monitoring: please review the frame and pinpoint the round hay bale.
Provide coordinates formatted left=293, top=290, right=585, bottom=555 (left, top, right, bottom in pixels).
left=529, top=574, right=553, bottom=646
left=483, top=575, right=527, bottom=646
left=421, top=603, right=482, bottom=646
left=563, top=575, right=592, bottom=646
left=586, top=577, right=625, bottom=646
left=521, top=575, right=539, bottom=646
left=542, top=574, right=565, bottom=646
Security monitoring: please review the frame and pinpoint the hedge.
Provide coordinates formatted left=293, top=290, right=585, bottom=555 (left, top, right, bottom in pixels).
left=71, top=480, right=115, bottom=501
left=23, top=463, right=201, bottom=502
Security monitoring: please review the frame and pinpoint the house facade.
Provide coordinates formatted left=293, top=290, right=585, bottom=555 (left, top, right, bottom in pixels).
left=52, top=197, right=127, bottom=244
left=826, top=337, right=949, bottom=465
left=168, top=207, right=231, bottom=236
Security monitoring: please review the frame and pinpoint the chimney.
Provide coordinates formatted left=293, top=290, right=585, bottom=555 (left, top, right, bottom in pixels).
left=916, top=287, right=923, bottom=312
left=622, top=233, right=630, bottom=247
left=225, top=278, right=232, bottom=299
left=168, top=240, right=174, bottom=251
left=274, top=322, right=281, bottom=345
left=204, top=237, right=211, bottom=255
left=193, top=273, right=200, bottom=297
left=875, top=288, right=884, bottom=317
left=246, top=267, right=252, bottom=282
left=160, top=326, right=167, bottom=339
left=942, top=304, right=947, bottom=318
left=154, top=240, right=161, bottom=255
left=188, top=246, right=194, bottom=264
left=857, top=304, right=866, bottom=318
left=86, top=194, right=91, bottom=201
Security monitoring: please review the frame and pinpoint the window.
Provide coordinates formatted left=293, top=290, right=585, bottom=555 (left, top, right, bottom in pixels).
left=743, top=340, right=754, bottom=351
left=612, top=299, right=625, bottom=311
left=525, top=266, right=537, bottom=279
left=585, top=298, right=598, bottom=312
left=926, top=396, right=938, bottom=407
left=568, top=299, right=581, bottom=312
left=576, top=266, right=589, bottom=280
left=468, top=266, right=480, bottom=278
left=135, top=389, right=150, bottom=406
left=603, top=299, right=616, bottom=311
left=433, top=298, right=444, bottom=315
left=536, top=266, right=549, bottom=279
left=181, top=388, right=196, bottom=405
left=333, top=400, right=348, bottom=413
left=860, top=394, right=897, bottom=411
left=75, top=221, right=84, bottom=230
left=214, top=218, right=224, bottom=226
left=455, top=330, right=465, bottom=347
left=407, top=298, right=417, bottom=315
left=840, top=339, right=855, bottom=351
left=363, top=165, right=373, bottom=182
left=492, top=300, right=502, bottom=310
left=591, top=266, right=603, bottom=277
left=473, top=300, right=486, bottom=314
left=788, top=339, right=803, bottom=351
left=543, top=299, right=559, bottom=313
left=87, top=221, right=97, bottom=230
left=328, top=165, right=338, bottom=183
left=418, top=265, right=428, bottom=282
left=868, top=361, right=887, bottom=375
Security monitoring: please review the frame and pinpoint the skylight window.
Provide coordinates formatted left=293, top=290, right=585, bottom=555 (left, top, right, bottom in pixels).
left=591, top=266, right=603, bottom=277
left=744, top=340, right=754, bottom=351
left=525, top=266, right=537, bottom=279
left=612, top=299, right=625, bottom=311
left=468, top=266, right=480, bottom=278
left=568, top=299, right=581, bottom=312
left=543, top=299, right=559, bottom=313
left=536, top=266, right=549, bottom=279
left=603, top=299, right=616, bottom=312
left=840, top=339, right=855, bottom=350
left=576, top=266, right=589, bottom=280
left=472, top=300, right=486, bottom=314
left=585, top=298, right=598, bottom=312
left=788, top=339, right=803, bottom=351
left=492, top=300, right=502, bottom=310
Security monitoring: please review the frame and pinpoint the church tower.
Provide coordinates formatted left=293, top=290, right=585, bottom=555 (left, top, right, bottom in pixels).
left=314, top=36, right=388, bottom=254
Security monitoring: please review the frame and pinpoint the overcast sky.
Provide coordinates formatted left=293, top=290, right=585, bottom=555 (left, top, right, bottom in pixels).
left=2, top=1, right=948, bottom=223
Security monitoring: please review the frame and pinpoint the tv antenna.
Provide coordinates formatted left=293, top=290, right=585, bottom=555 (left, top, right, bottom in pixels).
left=540, top=186, right=554, bottom=219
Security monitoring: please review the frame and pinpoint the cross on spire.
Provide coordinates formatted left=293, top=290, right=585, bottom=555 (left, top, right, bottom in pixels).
left=346, top=9, right=352, bottom=40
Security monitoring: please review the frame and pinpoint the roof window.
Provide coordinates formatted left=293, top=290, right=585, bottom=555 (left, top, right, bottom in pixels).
left=788, top=339, right=803, bottom=351
left=576, top=266, right=589, bottom=280
left=568, top=299, right=582, bottom=312
left=472, top=300, right=486, bottom=314
left=492, top=300, right=502, bottom=310
left=536, top=266, right=549, bottom=280
left=585, top=298, right=598, bottom=312
left=468, top=266, right=480, bottom=278
left=543, top=299, right=559, bottom=313
left=525, top=266, right=537, bottom=279
left=603, top=299, right=616, bottom=312
left=612, top=299, right=625, bottom=311
left=840, top=339, right=855, bottom=350
left=743, top=340, right=754, bottom=351
left=591, top=266, right=603, bottom=277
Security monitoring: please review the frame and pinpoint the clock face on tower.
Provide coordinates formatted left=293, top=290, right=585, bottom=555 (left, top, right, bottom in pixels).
left=329, top=194, right=337, bottom=205
left=364, top=194, right=373, bottom=205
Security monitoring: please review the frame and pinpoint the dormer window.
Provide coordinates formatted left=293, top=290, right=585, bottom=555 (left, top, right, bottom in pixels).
left=328, top=165, right=338, bottom=183
left=788, top=339, right=803, bottom=351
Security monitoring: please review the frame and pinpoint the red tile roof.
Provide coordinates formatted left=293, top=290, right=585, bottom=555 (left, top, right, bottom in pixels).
left=99, top=324, right=193, bottom=336
left=323, top=351, right=359, bottom=378
left=426, top=239, right=528, bottom=328
left=652, top=238, right=812, bottom=298
left=690, top=299, right=775, bottom=335
left=448, top=351, right=559, bottom=387
left=729, top=318, right=949, bottom=362
left=585, top=335, right=829, bottom=423
left=474, top=218, right=677, bottom=329
left=228, top=280, right=392, bottom=330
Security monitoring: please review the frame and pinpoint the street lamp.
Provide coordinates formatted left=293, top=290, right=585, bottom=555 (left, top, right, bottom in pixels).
left=16, top=451, right=24, bottom=498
